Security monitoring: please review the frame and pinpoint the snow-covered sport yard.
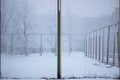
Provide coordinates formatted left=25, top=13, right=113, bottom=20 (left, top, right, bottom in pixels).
left=1, top=52, right=119, bottom=79
left=1, top=0, right=119, bottom=80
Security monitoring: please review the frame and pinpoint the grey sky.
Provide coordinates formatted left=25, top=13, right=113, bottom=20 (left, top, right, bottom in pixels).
left=32, top=0, right=119, bottom=17
left=62, top=0, right=119, bottom=17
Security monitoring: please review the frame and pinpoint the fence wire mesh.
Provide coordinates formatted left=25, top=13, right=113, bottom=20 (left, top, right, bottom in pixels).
left=85, top=23, right=119, bottom=67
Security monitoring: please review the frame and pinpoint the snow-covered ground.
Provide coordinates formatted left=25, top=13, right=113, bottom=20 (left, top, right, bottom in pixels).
left=1, top=52, right=119, bottom=79
left=0, top=79, right=120, bottom=80
left=62, top=52, right=119, bottom=79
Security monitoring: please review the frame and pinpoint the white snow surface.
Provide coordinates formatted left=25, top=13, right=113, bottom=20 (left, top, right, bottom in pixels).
left=1, top=52, right=119, bottom=79
left=0, top=79, right=119, bottom=80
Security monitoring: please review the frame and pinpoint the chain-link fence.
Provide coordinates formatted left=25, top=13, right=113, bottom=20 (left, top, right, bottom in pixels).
left=1, top=34, right=56, bottom=55
left=1, top=34, right=85, bottom=56
left=1, top=34, right=78, bottom=56
left=84, top=23, right=119, bottom=67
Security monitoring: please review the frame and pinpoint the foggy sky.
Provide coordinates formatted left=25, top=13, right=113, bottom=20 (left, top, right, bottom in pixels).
left=32, top=0, right=119, bottom=17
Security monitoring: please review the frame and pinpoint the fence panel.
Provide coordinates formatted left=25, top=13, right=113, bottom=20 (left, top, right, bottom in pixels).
left=85, top=23, right=119, bottom=67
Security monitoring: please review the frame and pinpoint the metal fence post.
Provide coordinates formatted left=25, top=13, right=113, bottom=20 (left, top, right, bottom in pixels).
left=11, top=35, right=13, bottom=55
left=89, top=34, right=92, bottom=58
left=86, top=36, right=88, bottom=57
left=69, top=34, right=71, bottom=56
left=113, top=33, right=116, bottom=66
left=86, top=36, right=88, bottom=56
left=57, top=0, right=61, bottom=79
left=95, top=31, right=97, bottom=60
left=0, top=0, right=2, bottom=79
left=102, top=29, right=104, bottom=63
left=89, top=34, right=91, bottom=58
left=85, top=37, right=87, bottom=56
left=99, top=34, right=101, bottom=61
left=26, top=35, right=28, bottom=56
left=92, top=32, right=94, bottom=58
left=106, top=26, right=110, bottom=64
left=117, top=22, right=120, bottom=70
left=87, top=35, right=89, bottom=57
left=90, top=34, right=92, bottom=58
left=87, top=37, right=88, bottom=56
left=40, top=34, right=43, bottom=56
left=0, top=0, right=1, bottom=78
left=24, top=34, right=28, bottom=56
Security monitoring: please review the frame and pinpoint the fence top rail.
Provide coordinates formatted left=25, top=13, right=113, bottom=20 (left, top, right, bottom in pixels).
left=1, top=34, right=71, bottom=35
left=1, top=34, right=86, bottom=36
left=87, top=23, right=118, bottom=36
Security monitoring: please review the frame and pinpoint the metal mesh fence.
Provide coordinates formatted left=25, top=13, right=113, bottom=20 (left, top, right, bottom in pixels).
left=1, top=34, right=79, bottom=56
left=85, top=23, right=119, bottom=67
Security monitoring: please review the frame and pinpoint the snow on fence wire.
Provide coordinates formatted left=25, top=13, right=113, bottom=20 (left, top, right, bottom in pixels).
left=84, top=23, right=119, bottom=67
left=1, top=34, right=74, bottom=56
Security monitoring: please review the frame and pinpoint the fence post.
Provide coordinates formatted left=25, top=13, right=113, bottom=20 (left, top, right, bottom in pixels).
left=85, top=37, right=87, bottom=56
left=117, top=22, right=120, bottom=73
left=106, top=26, right=110, bottom=64
left=40, top=34, right=43, bottom=56
left=87, top=35, right=90, bottom=57
left=95, top=31, right=97, bottom=60
left=102, top=29, right=104, bottom=63
left=86, top=36, right=87, bottom=56
left=0, top=0, right=2, bottom=79
left=11, top=35, right=13, bottom=55
left=92, top=32, right=94, bottom=58
left=90, top=33, right=92, bottom=58
left=90, top=34, right=92, bottom=58
left=57, top=0, right=62, bottom=78
left=89, top=34, right=91, bottom=58
left=113, top=33, right=116, bottom=66
left=26, top=35, right=28, bottom=56
left=99, top=34, right=101, bottom=61
left=93, top=32, right=94, bottom=58
left=24, top=35, right=27, bottom=56
left=86, top=36, right=88, bottom=56
left=90, top=33, right=93, bottom=58
left=87, top=35, right=88, bottom=57
left=87, top=36, right=89, bottom=57
left=69, top=34, right=71, bottom=56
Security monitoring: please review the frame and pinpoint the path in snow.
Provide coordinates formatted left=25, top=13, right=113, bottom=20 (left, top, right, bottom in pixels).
left=1, top=52, right=119, bottom=79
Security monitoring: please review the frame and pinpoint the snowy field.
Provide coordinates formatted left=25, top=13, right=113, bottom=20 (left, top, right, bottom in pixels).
left=1, top=52, right=119, bottom=79
left=0, top=79, right=120, bottom=80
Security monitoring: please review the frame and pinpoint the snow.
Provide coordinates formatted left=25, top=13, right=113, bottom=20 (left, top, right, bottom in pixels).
left=1, top=53, right=57, bottom=79
left=1, top=52, right=119, bottom=79
left=0, top=79, right=119, bottom=80
left=62, top=52, right=119, bottom=79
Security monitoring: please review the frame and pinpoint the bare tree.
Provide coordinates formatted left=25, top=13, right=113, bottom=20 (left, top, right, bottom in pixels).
left=1, top=0, right=16, bottom=33
left=22, top=0, right=32, bottom=56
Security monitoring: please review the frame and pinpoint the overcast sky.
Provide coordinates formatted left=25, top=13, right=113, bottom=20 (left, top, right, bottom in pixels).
left=62, top=0, right=119, bottom=17
left=32, top=0, right=119, bottom=17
